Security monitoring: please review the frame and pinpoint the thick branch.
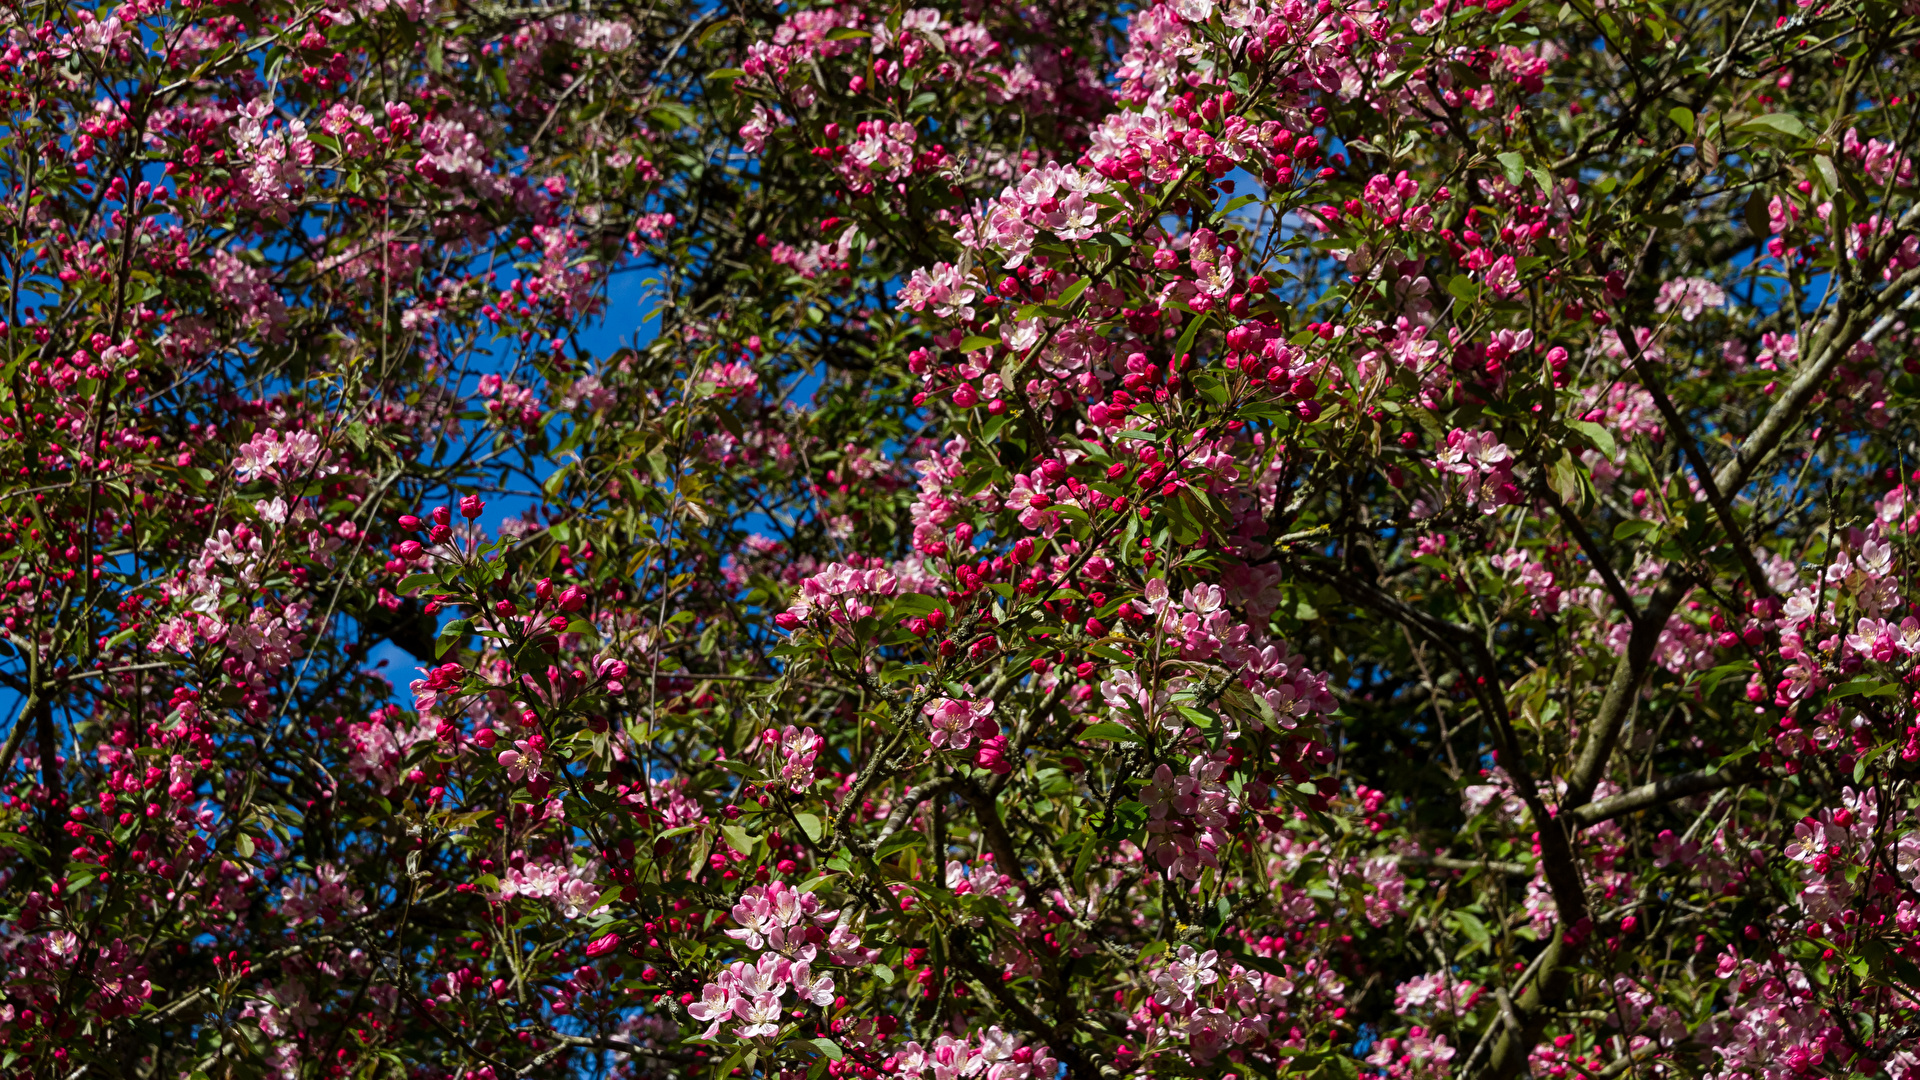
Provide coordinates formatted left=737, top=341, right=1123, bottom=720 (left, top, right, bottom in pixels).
left=1393, top=855, right=1534, bottom=877
left=1612, top=324, right=1772, bottom=600
left=953, top=775, right=1035, bottom=894
left=1286, top=561, right=1590, bottom=924
left=1490, top=246, right=1920, bottom=1080
left=1567, top=265, right=1920, bottom=814
left=949, top=927, right=1109, bottom=1079
left=866, top=776, right=958, bottom=852
left=1484, top=929, right=1575, bottom=1080
left=1715, top=259, right=1920, bottom=499
left=1566, top=766, right=1754, bottom=828
left=1543, top=491, right=1639, bottom=623
left=1564, top=575, right=1691, bottom=809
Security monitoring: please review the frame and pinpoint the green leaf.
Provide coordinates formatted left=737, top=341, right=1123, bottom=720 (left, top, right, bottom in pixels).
left=795, top=812, right=824, bottom=844
left=811, top=1039, right=845, bottom=1061
left=1548, top=451, right=1581, bottom=508
left=1078, top=722, right=1141, bottom=743
left=1832, top=679, right=1898, bottom=700
left=1495, top=151, right=1526, bottom=187
left=1105, top=800, right=1149, bottom=838
left=647, top=103, right=697, bottom=131
left=1613, top=520, right=1655, bottom=541
left=435, top=618, right=471, bottom=659
left=1169, top=310, right=1208, bottom=364
left=958, top=336, right=998, bottom=353
left=1191, top=370, right=1229, bottom=406
left=0, top=831, right=45, bottom=858
left=1813, top=154, right=1840, bottom=195
left=889, top=593, right=943, bottom=616
left=1070, top=831, right=1098, bottom=888
left=1450, top=909, right=1492, bottom=947
left=236, top=834, right=255, bottom=859
left=1738, top=112, right=1807, bottom=139
left=706, top=67, right=746, bottom=81
left=721, top=824, right=759, bottom=856
left=1701, top=661, right=1753, bottom=695
left=1667, top=106, right=1694, bottom=135
left=1568, top=420, right=1617, bottom=459
left=1053, top=276, right=1091, bottom=309
left=876, top=830, right=924, bottom=859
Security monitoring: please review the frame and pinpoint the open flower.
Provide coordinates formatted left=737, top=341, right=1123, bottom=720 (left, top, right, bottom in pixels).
left=732, top=991, right=785, bottom=1039
left=496, top=739, right=542, bottom=782
left=925, top=696, right=998, bottom=750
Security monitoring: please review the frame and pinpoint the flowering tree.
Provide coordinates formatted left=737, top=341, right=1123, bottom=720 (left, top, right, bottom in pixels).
left=4, top=0, right=1920, bottom=1076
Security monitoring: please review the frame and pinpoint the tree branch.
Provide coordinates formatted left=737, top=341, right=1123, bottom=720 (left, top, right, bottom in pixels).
left=1566, top=766, right=1756, bottom=828
left=1393, top=854, right=1535, bottom=877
